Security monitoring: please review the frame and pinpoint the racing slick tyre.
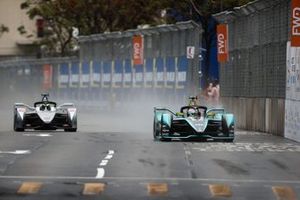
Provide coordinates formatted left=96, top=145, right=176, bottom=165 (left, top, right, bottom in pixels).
left=221, top=116, right=234, bottom=142
left=13, top=113, right=24, bottom=132
left=153, top=120, right=159, bottom=141
left=159, top=115, right=171, bottom=142
left=221, top=116, right=229, bottom=134
left=65, top=115, right=77, bottom=132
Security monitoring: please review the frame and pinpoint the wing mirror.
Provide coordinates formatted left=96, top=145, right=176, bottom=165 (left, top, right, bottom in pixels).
left=207, top=112, right=215, bottom=118
left=176, top=112, right=184, bottom=117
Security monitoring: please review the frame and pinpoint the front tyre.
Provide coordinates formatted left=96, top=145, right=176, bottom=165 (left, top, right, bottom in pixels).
left=66, top=114, right=77, bottom=132
left=13, top=113, right=24, bottom=132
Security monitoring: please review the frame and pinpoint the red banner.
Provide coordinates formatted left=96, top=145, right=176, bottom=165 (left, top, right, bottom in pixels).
left=43, top=64, right=53, bottom=90
left=291, top=0, right=300, bottom=46
left=133, top=35, right=144, bottom=65
left=217, top=24, right=229, bottom=63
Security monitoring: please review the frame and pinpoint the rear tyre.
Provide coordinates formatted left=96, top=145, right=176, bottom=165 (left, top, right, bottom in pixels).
left=153, top=120, right=159, bottom=141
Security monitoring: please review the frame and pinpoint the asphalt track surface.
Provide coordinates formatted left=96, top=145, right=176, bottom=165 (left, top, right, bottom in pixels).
left=0, top=109, right=300, bottom=199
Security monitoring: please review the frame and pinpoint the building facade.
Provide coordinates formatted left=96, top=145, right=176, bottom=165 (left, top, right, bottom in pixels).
left=0, top=0, right=39, bottom=59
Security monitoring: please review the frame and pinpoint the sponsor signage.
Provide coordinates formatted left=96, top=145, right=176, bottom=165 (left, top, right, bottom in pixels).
left=133, top=35, right=144, bottom=65
left=43, top=64, right=52, bottom=90
left=217, top=24, right=229, bottom=63
left=291, top=0, right=300, bottom=47
left=186, top=46, right=195, bottom=59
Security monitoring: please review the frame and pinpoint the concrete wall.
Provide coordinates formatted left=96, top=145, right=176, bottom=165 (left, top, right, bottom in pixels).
left=221, top=97, right=285, bottom=136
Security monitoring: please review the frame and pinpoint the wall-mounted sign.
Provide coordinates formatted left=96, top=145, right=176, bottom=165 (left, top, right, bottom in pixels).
left=291, top=0, right=300, bottom=47
left=186, top=46, right=195, bottom=59
left=43, top=64, right=52, bottom=90
left=217, top=24, right=229, bottom=63
left=133, top=35, right=144, bottom=65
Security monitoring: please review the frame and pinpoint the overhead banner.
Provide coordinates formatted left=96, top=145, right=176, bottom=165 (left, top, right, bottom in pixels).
left=291, top=0, right=300, bottom=47
left=43, top=64, right=52, bottom=90
left=217, top=24, right=229, bottom=63
left=133, top=35, right=144, bottom=65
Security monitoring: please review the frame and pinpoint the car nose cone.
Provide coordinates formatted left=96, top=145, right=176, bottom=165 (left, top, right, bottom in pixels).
left=37, top=111, right=56, bottom=123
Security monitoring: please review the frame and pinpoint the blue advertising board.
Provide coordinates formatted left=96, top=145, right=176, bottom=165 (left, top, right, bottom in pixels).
left=70, top=62, right=79, bottom=87
left=145, top=58, right=153, bottom=88
left=102, top=61, right=112, bottom=88
left=81, top=61, right=90, bottom=88
left=166, top=57, right=175, bottom=88
left=91, top=60, right=101, bottom=87
left=59, top=63, right=69, bottom=88
left=113, top=60, right=123, bottom=88
left=155, top=57, right=164, bottom=88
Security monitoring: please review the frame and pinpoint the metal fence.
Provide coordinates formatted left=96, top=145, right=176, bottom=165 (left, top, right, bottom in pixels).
left=214, top=0, right=289, bottom=98
left=0, top=21, right=202, bottom=109
left=213, top=0, right=290, bottom=135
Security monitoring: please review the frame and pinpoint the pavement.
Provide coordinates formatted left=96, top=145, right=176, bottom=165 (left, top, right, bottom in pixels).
left=0, top=109, right=299, bottom=199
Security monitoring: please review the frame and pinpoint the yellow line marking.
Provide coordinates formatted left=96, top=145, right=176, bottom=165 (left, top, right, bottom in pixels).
left=272, top=186, right=297, bottom=200
left=17, top=182, right=42, bottom=194
left=209, top=184, right=232, bottom=197
left=147, top=183, right=168, bottom=195
left=82, top=183, right=105, bottom=195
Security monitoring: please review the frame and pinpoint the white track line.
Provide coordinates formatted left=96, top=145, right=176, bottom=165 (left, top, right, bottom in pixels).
left=108, top=150, right=114, bottom=155
left=105, top=155, right=113, bottom=159
left=95, top=150, right=115, bottom=178
left=0, top=150, right=31, bottom=155
left=99, top=160, right=108, bottom=166
left=23, top=134, right=52, bottom=137
left=95, top=168, right=105, bottom=179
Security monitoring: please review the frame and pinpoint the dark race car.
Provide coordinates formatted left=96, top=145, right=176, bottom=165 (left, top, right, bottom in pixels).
left=153, top=97, right=235, bottom=142
left=14, top=94, right=77, bottom=132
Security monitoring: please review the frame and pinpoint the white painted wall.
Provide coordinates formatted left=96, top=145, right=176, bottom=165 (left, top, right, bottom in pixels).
left=285, top=41, right=300, bottom=142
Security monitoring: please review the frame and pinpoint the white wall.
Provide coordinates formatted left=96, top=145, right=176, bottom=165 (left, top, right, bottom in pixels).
left=285, top=41, right=300, bottom=142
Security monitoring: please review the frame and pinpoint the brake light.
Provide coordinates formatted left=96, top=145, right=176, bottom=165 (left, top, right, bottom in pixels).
left=67, top=108, right=76, bottom=113
left=17, top=108, right=26, bottom=113
left=67, top=108, right=76, bottom=119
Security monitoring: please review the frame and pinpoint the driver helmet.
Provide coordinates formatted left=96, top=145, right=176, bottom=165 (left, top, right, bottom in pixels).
left=188, top=109, right=196, bottom=117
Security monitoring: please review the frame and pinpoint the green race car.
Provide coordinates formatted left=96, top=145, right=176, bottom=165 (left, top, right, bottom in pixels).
left=153, top=97, right=235, bottom=142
